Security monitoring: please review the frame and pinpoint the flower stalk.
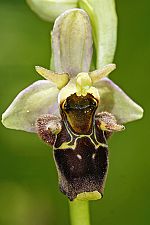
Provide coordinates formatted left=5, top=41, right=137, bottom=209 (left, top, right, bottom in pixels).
left=69, top=200, right=90, bottom=225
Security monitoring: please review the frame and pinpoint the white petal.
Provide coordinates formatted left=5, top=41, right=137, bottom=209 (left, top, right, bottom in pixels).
left=95, top=78, right=143, bottom=124
left=2, top=80, right=59, bottom=132
left=52, top=8, right=93, bottom=76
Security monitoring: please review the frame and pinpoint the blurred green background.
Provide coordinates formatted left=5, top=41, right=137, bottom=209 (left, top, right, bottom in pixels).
left=0, top=1, right=149, bottom=225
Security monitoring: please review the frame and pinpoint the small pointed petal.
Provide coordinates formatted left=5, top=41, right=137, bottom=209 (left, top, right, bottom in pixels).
left=95, top=78, right=143, bottom=124
left=89, top=64, right=116, bottom=84
left=2, top=80, right=59, bottom=132
left=26, top=0, right=78, bottom=22
left=52, top=8, right=93, bottom=76
left=35, top=66, right=69, bottom=89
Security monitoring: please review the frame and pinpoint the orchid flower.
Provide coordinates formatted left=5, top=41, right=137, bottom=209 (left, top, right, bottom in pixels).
left=2, top=9, right=143, bottom=201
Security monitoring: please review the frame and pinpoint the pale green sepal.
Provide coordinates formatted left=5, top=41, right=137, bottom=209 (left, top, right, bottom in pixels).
left=26, top=0, right=77, bottom=22
left=2, top=80, right=59, bottom=132
left=35, top=66, right=70, bottom=89
left=79, top=0, right=117, bottom=68
left=89, top=64, right=116, bottom=84
left=52, top=8, right=93, bottom=76
left=95, top=78, right=143, bottom=124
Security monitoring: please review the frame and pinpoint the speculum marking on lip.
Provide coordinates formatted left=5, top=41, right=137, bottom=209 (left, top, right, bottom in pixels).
left=61, top=93, right=98, bottom=135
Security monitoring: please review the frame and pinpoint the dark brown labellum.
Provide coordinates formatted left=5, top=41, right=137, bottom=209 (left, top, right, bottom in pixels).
left=36, top=93, right=123, bottom=201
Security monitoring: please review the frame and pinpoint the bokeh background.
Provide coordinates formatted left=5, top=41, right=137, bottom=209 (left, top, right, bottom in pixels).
left=0, top=1, right=149, bottom=225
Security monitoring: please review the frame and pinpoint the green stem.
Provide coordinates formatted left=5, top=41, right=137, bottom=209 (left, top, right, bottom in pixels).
left=69, top=200, right=91, bottom=225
